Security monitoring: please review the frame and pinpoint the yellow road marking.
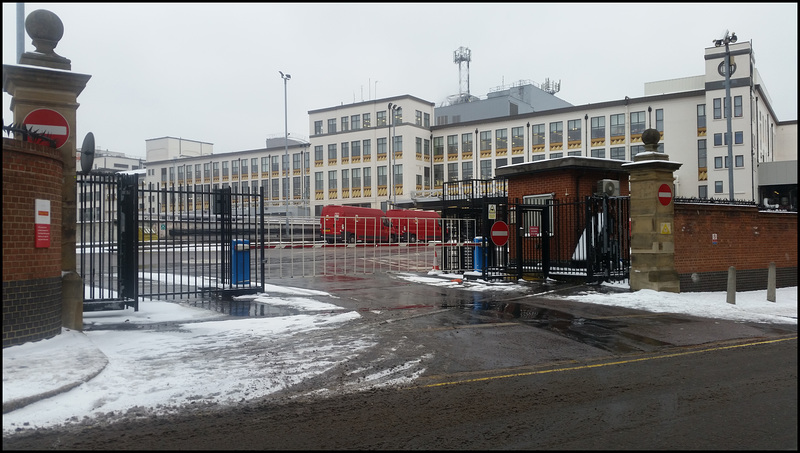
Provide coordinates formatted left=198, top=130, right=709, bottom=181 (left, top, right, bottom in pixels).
left=406, top=336, right=798, bottom=389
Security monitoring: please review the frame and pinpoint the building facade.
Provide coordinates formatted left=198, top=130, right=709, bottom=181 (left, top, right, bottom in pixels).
left=141, top=41, right=796, bottom=216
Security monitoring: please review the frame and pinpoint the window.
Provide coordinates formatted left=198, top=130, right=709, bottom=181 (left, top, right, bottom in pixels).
left=656, top=108, right=664, bottom=133
left=363, top=167, right=371, bottom=189
left=424, top=138, right=430, bottom=158
left=550, top=152, right=563, bottom=159
left=231, top=160, right=238, bottom=177
left=377, top=166, right=387, bottom=186
left=351, top=140, right=360, bottom=158
left=480, top=131, right=492, bottom=153
left=610, top=114, right=625, bottom=137
left=251, top=158, right=258, bottom=174
left=377, top=138, right=387, bottom=157
left=351, top=114, right=360, bottom=130
left=714, top=181, right=723, bottom=193
left=714, top=133, right=723, bottom=146
left=392, top=107, right=402, bottom=125
left=699, top=185, right=708, bottom=199
left=447, top=163, right=458, bottom=181
left=495, top=128, right=508, bottom=153
left=222, top=161, right=229, bottom=177
left=735, top=155, right=744, bottom=167
left=462, top=161, right=473, bottom=180
left=292, top=154, right=301, bottom=171
left=591, top=149, right=606, bottom=158
left=415, top=137, right=422, bottom=156
left=261, top=157, right=269, bottom=173
left=462, top=132, right=474, bottom=155
left=433, top=136, right=444, bottom=158
left=630, top=111, right=646, bottom=135
left=433, top=164, right=444, bottom=187
left=423, top=113, right=430, bottom=128
left=734, top=95, right=743, bottom=117
left=697, top=105, right=706, bottom=128
left=341, top=116, right=348, bottom=132
left=512, top=156, right=525, bottom=163
left=698, top=139, right=707, bottom=168
left=567, top=119, right=581, bottom=142
left=735, top=131, right=743, bottom=144
left=393, top=136, right=402, bottom=153
left=314, top=120, right=323, bottom=135
left=713, top=98, right=722, bottom=119
left=271, top=156, right=279, bottom=172
left=362, top=113, right=371, bottom=128
left=610, top=147, right=625, bottom=160
left=532, top=154, right=546, bottom=161
left=241, top=159, right=248, bottom=175
left=327, top=118, right=337, bottom=134
left=328, top=144, right=337, bottom=160
left=351, top=168, right=361, bottom=188
left=415, top=110, right=422, bottom=126
left=714, top=156, right=723, bottom=169
left=591, top=116, right=605, bottom=139
left=532, top=124, right=546, bottom=145
left=271, top=179, right=279, bottom=199
left=377, top=111, right=386, bottom=127
left=314, top=145, right=323, bottom=161
left=315, top=172, right=323, bottom=191
left=341, top=142, right=349, bottom=159
left=567, top=151, right=581, bottom=157
left=328, top=170, right=337, bottom=189
left=549, top=121, right=563, bottom=144
left=512, top=127, right=524, bottom=150
left=630, top=145, right=645, bottom=157
left=480, top=160, right=492, bottom=179
left=341, top=169, right=349, bottom=190
left=424, top=167, right=430, bottom=188
left=447, top=135, right=458, bottom=155
left=495, top=158, right=507, bottom=168
left=362, top=139, right=371, bottom=157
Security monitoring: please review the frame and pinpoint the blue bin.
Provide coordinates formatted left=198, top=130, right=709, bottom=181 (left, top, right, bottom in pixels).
left=231, top=239, right=251, bottom=284
left=473, top=237, right=485, bottom=272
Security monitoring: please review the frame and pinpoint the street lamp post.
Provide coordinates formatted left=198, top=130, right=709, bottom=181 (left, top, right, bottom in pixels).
left=713, top=31, right=737, bottom=200
left=388, top=102, right=400, bottom=207
left=280, top=71, right=291, bottom=229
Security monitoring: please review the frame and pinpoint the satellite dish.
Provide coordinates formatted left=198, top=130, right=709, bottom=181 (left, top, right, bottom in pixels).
left=80, top=132, right=95, bottom=174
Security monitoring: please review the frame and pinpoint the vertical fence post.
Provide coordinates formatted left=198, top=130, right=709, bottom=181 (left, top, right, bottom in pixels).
left=726, top=266, right=736, bottom=304
left=767, top=262, right=776, bottom=302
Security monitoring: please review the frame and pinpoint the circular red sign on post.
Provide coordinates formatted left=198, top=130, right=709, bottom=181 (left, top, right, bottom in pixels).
left=658, top=183, right=673, bottom=206
left=490, top=221, right=509, bottom=247
left=22, top=108, right=70, bottom=149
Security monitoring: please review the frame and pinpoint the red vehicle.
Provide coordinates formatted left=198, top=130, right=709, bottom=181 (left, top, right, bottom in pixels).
left=385, top=209, right=445, bottom=242
left=320, top=205, right=397, bottom=243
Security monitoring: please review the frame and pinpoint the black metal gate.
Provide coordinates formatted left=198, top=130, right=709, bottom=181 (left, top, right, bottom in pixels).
left=78, top=172, right=266, bottom=311
left=445, top=193, right=630, bottom=284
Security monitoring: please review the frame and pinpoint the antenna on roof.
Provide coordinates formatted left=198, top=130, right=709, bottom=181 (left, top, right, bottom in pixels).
left=541, top=78, right=561, bottom=95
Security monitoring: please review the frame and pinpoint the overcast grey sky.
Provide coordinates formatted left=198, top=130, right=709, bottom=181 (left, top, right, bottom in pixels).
left=3, top=3, right=797, bottom=158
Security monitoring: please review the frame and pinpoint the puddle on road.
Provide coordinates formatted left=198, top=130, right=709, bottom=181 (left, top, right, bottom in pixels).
left=451, top=299, right=675, bottom=354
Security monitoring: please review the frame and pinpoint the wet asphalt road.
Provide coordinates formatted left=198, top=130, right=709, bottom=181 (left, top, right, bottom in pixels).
left=4, top=272, right=797, bottom=450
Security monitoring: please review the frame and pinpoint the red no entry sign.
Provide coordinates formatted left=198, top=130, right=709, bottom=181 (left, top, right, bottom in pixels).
left=22, top=108, right=70, bottom=149
left=658, top=183, right=672, bottom=206
left=490, top=221, right=509, bottom=247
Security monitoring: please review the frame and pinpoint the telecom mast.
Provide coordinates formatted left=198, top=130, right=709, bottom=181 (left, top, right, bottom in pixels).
left=453, top=46, right=471, bottom=98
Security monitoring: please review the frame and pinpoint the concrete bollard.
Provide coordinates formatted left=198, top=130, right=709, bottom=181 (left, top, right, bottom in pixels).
left=767, top=262, right=776, bottom=302
left=726, top=266, right=736, bottom=304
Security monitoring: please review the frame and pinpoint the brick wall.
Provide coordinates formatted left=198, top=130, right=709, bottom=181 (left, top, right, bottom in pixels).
left=674, top=203, right=798, bottom=292
left=2, top=138, right=64, bottom=347
left=507, top=168, right=629, bottom=203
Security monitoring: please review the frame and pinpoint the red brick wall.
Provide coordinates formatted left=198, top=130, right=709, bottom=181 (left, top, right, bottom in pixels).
left=507, top=168, right=629, bottom=203
left=3, top=138, right=64, bottom=347
left=674, top=203, right=797, bottom=291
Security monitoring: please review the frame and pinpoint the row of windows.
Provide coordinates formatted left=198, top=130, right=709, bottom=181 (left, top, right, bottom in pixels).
left=696, top=139, right=746, bottom=169
left=696, top=95, right=744, bottom=128
left=161, top=154, right=311, bottom=183
left=314, top=108, right=431, bottom=135
left=433, top=109, right=664, bottom=155
left=165, top=177, right=312, bottom=200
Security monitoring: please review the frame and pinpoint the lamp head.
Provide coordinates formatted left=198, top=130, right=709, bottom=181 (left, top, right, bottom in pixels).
left=730, top=32, right=737, bottom=43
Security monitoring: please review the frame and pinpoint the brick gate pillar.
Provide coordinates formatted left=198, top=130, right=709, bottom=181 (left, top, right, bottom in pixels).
left=623, top=129, right=683, bottom=292
left=3, top=9, right=91, bottom=330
